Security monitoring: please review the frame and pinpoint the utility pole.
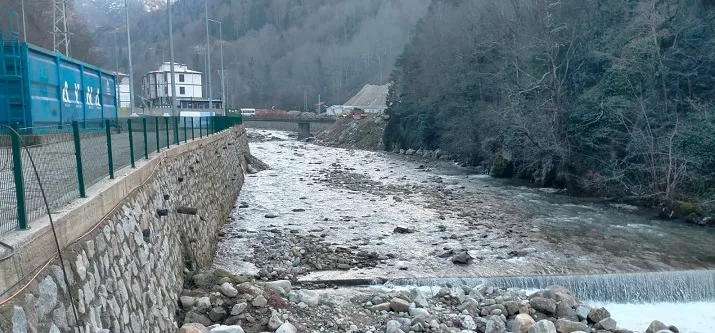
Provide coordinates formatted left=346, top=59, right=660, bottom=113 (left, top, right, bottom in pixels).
left=209, top=19, right=224, bottom=114
left=205, top=0, right=212, bottom=113
left=124, top=0, right=136, bottom=115
left=21, top=0, right=27, bottom=42
left=53, top=0, right=70, bottom=55
left=168, top=0, right=177, bottom=117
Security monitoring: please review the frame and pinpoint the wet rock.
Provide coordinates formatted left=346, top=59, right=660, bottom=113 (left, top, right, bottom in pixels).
left=393, top=226, right=414, bottom=234
left=179, top=323, right=210, bottom=333
left=646, top=320, right=669, bottom=333
left=528, top=320, right=557, bottom=333
left=238, top=202, right=249, bottom=208
left=595, top=317, right=618, bottom=331
left=264, top=213, right=278, bottom=218
left=554, top=318, right=589, bottom=333
left=210, top=326, right=245, bottom=333
left=451, top=251, right=473, bottom=265
left=587, top=307, right=611, bottom=323
left=555, top=301, right=578, bottom=321
left=574, top=305, right=591, bottom=321
left=390, top=297, right=410, bottom=313
left=511, top=313, right=535, bottom=333
left=220, top=283, right=238, bottom=297
left=668, top=325, right=680, bottom=333
left=529, top=297, right=556, bottom=315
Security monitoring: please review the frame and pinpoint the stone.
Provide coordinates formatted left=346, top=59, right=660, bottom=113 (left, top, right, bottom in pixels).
left=512, top=314, right=535, bottom=333
left=220, top=283, right=238, bottom=297
left=179, top=323, right=210, bottom=333
left=409, top=307, right=430, bottom=318
left=275, top=322, right=298, bottom=333
left=252, top=295, right=268, bottom=307
left=297, top=290, right=320, bottom=307
left=414, top=293, right=429, bottom=308
left=486, top=317, right=507, bottom=333
left=528, top=320, right=557, bottom=333
left=555, top=301, right=578, bottom=322
left=49, top=324, right=60, bottom=333
left=266, top=280, right=292, bottom=294
left=554, top=318, right=589, bottom=333
left=587, top=307, right=611, bottom=323
left=12, top=306, right=27, bottom=333
left=451, top=251, right=473, bottom=265
left=595, top=317, right=618, bottom=331
left=370, top=302, right=392, bottom=311
left=574, top=305, right=591, bottom=321
left=193, top=272, right=217, bottom=288
left=52, top=305, right=68, bottom=331
left=386, top=320, right=403, bottom=333
left=230, top=303, right=247, bottom=316
left=196, top=297, right=211, bottom=313
left=264, top=213, right=278, bottom=218
left=268, top=311, right=284, bottom=330
left=459, top=315, right=477, bottom=330
left=390, top=297, right=410, bottom=313
left=210, top=325, right=245, bottom=333
left=37, top=276, right=58, bottom=316
left=668, top=325, right=680, bottom=333
left=646, top=320, right=669, bottom=333
left=529, top=297, right=557, bottom=315
left=180, top=296, right=196, bottom=308
left=184, top=312, right=213, bottom=327
left=208, top=307, right=227, bottom=322
left=503, top=301, right=521, bottom=316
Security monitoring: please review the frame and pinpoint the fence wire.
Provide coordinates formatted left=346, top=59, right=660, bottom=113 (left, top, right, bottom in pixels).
left=0, top=115, right=241, bottom=235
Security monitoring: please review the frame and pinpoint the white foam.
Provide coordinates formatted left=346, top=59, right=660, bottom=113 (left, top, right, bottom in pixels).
left=586, top=301, right=715, bottom=333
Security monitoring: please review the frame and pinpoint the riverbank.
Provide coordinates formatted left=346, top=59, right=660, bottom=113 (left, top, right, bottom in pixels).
left=315, top=118, right=714, bottom=228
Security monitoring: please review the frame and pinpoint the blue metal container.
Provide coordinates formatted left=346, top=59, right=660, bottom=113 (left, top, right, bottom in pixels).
left=0, top=42, right=118, bottom=129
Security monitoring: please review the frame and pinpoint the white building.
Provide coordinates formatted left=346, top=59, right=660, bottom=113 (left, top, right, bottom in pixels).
left=141, top=62, right=221, bottom=110
left=342, top=84, right=389, bottom=114
left=112, top=72, right=131, bottom=109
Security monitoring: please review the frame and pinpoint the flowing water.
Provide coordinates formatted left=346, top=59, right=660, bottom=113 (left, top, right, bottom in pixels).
left=216, top=129, right=715, bottom=332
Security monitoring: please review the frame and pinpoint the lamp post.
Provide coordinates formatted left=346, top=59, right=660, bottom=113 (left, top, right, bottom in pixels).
left=21, top=0, right=27, bottom=42
left=124, top=0, right=136, bottom=115
left=204, top=0, right=212, bottom=113
left=168, top=0, right=177, bottom=117
left=208, top=19, right=224, bottom=114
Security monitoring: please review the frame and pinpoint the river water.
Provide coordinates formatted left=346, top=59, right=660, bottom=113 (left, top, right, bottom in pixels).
left=215, top=129, right=715, bottom=332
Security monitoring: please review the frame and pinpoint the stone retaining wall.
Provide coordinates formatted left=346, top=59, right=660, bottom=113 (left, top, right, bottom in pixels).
left=0, top=126, right=250, bottom=332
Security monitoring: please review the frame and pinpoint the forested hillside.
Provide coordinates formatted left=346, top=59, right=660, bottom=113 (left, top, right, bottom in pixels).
left=385, top=0, right=715, bottom=212
left=87, top=0, right=430, bottom=110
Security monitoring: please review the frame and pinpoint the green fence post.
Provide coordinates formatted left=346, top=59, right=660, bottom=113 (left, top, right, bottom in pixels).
left=142, top=118, right=148, bottom=159
left=10, top=124, right=28, bottom=230
left=164, top=116, right=170, bottom=149
left=199, top=118, right=203, bottom=138
left=105, top=119, right=114, bottom=179
left=72, top=121, right=86, bottom=198
left=191, top=118, right=195, bottom=140
left=155, top=117, right=160, bottom=153
left=174, top=116, right=179, bottom=144
left=183, top=117, right=188, bottom=143
left=128, top=118, right=135, bottom=168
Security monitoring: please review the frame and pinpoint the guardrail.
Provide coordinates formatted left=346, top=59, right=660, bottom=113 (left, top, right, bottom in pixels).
left=0, top=115, right=242, bottom=235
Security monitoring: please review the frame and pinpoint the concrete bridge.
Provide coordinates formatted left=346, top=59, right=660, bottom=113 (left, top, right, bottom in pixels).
left=242, top=117, right=335, bottom=138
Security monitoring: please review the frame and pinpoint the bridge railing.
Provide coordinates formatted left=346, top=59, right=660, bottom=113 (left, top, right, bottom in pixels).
left=0, top=115, right=242, bottom=235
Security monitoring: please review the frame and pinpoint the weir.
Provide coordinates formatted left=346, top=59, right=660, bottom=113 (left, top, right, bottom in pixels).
left=385, top=269, right=715, bottom=303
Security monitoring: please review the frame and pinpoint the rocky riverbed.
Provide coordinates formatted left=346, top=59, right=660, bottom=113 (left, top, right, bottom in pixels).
left=186, top=129, right=715, bottom=332
left=177, top=268, right=683, bottom=333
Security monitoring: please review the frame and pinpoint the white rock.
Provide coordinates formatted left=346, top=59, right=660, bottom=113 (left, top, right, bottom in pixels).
left=220, top=283, right=238, bottom=297
left=297, top=290, right=321, bottom=307
left=230, top=303, right=247, bottom=316
left=275, top=321, right=298, bottom=333
left=210, top=325, right=245, bottom=333
left=266, top=280, right=292, bottom=294
left=252, top=295, right=268, bottom=307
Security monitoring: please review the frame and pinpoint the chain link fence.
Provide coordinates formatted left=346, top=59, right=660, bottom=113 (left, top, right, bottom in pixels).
left=0, top=115, right=242, bottom=235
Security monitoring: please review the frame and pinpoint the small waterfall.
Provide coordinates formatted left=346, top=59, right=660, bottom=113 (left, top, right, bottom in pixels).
left=385, top=270, right=715, bottom=303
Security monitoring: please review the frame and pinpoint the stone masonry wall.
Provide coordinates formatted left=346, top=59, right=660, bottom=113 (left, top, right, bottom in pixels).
left=0, top=126, right=250, bottom=333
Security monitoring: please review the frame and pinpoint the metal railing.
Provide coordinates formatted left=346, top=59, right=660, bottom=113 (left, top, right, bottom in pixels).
left=0, top=115, right=242, bottom=235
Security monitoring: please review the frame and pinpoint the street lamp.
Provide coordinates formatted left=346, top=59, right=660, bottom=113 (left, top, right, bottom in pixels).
left=124, top=0, right=136, bottom=115
left=204, top=0, right=212, bottom=113
left=208, top=19, right=225, bottom=114
left=168, top=0, right=177, bottom=117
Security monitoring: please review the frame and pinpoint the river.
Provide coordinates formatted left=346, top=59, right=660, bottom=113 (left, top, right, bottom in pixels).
left=214, top=129, right=715, bottom=332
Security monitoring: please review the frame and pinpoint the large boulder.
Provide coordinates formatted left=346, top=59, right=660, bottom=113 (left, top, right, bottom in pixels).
left=587, top=307, right=611, bottom=323
left=485, top=316, right=507, bottom=333
left=574, top=305, right=591, bottom=321
left=297, top=290, right=320, bottom=307
left=529, top=297, right=557, bottom=315
left=555, top=302, right=578, bottom=321
left=646, top=320, right=669, bottom=333
left=528, top=320, right=557, bottom=333
left=595, top=317, right=618, bottom=331
left=511, top=314, right=535, bottom=333
left=266, top=280, right=292, bottom=295
left=554, top=319, right=589, bottom=333
left=275, top=322, right=298, bottom=333
left=390, top=297, right=410, bottom=313
left=220, top=283, right=238, bottom=297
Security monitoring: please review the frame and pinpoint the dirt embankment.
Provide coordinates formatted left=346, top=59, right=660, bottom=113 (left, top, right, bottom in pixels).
left=315, top=115, right=386, bottom=151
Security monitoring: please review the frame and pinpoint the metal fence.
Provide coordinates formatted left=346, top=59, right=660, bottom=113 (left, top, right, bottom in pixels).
left=0, top=115, right=242, bottom=235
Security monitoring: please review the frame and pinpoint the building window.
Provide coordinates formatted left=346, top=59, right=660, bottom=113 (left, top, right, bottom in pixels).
left=180, top=87, right=185, bottom=95
left=179, top=74, right=185, bottom=82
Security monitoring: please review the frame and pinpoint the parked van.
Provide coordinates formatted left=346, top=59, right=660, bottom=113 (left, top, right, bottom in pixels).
left=240, top=109, right=256, bottom=117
